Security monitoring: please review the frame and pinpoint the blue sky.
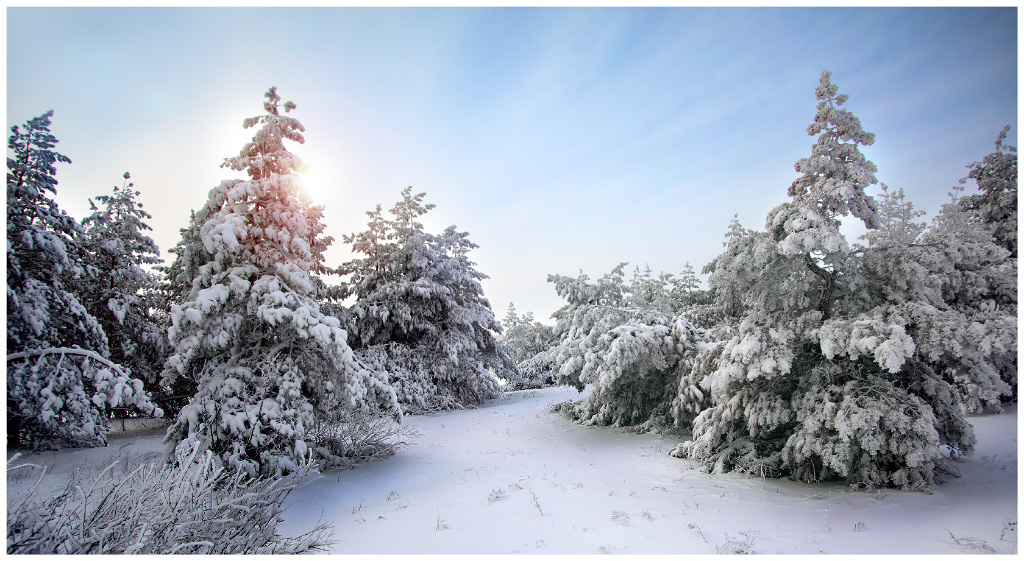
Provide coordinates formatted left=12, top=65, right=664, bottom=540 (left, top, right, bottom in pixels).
left=7, top=7, right=1017, bottom=322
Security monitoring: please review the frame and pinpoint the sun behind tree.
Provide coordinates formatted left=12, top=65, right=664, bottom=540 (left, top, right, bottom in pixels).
left=161, top=87, right=398, bottom=477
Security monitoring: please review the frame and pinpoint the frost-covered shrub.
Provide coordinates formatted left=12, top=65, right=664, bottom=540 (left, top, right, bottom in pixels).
left=6, top=445, right=332, bottom=554
left=308, top=406, right=419, bottom=469
left=503, top=350, right=556, bottom=390
left=498, top=304, right=558, bottom=390
left=341, top=188, right=507, bottom=412
left=500, top=304, right=556, bottom=364
left=7, top=348, right=163, bottom=449
left=162, top=88, right=398, bottom=477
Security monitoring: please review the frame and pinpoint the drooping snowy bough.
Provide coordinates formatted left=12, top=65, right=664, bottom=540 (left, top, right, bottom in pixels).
left=161, top=88, right=399, bottom=477
left=7, top=348, right=162, bottom=448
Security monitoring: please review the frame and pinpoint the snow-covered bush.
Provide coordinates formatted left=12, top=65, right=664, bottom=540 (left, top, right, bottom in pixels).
left=341, top=188, right=508, bottom=412
left=77, top=172, right=170, bottom=403
left=547, top=264, right=709, bottom=429
left=675, top=71, right=979, bottom=490
left=503, top=351, right=556, bottom=391
left=6, top=444, right=332, bottom=554
left=500, top=303, right=557, bottom=364
left=161, top=88, right=398, bottom=477
left=308, top=406, right=419, bottom=469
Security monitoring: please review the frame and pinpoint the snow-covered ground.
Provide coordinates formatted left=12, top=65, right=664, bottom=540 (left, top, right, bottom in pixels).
left=7, top=386, right=1018, bottom=554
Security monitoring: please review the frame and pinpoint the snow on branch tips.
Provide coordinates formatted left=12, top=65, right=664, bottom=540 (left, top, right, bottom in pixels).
left=7, top=348, right=162, bottom=448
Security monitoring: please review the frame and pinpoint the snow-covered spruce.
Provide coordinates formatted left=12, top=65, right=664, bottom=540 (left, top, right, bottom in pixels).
left=547, top=264, right=709, bottom=429
left=957, top=125, right=1017, bottom=259
left=341, top=188, right=509, bottom=413
left=498, top=303, right=557, bottom=390
left=500, top=303, right=556, bottom=365
left=7, top=111, right=159, bottom=448
left=6, top=444, right=331, bottom=554
left=155, top=211, right=209, bottom=414
left=674, top=70, right=980, bottom=490
left=161, top=87, right=398, bottom=477
left=76, top=172, right=170, bottom=401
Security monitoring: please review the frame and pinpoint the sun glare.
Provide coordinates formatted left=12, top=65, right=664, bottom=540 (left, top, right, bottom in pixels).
left=296, top=165, right=325, bottom=203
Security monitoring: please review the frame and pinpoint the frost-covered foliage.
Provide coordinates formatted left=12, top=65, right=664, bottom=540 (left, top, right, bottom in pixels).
left=498, top=304, right=557, bottom=390
left=788, top=70, right=879, bottom=229
left=860, top=185, right=1016, bottom=412
left=6, top=111, right=103, bottom=356
left=6, top=445, right=332, bottom=554
left=7, top=348, right=162, bottom=448
left=675, top=71, right=979, bottom=490
left=7, top=112, right=158, bottom=448
left=547, top=264, right=708, bottom=429
left=500, top=304, right=556, bottom=364
left=161, top=210, right=208, bottom=311
left=507, top=352, right=557, bottom=391
left=155, top=211, right=208, bottom=415
left=77, top=173, right=170, bottom=399
left=341, top=188, right=507, bottom=413
left=958, top=126, right=1017, bottom=258
left=162, top=88, right=398, bottom=477
left=307, top=407, right=418, bottom=469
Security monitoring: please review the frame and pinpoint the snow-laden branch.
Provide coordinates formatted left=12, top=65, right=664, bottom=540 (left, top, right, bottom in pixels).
left=8, top=347, right=121, bottom=370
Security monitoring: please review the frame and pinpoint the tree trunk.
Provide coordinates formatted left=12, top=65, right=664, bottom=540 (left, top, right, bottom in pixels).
left=8, top=399, right=21, bottom=448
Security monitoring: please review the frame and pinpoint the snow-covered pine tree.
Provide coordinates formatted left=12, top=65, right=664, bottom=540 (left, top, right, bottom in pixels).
left=342, top=187, right=508, bottom=412
left=161, top=88, right=398, bottom=476
left=958, top=126, right=1017, bottom=258
left=77, top=172, right=170, bottom=403
left=500, top=304, right=556, bottom=364
left=925, top=187, right=1016, bottom=403
left=161, top=210, right=207, bottom=311
left=670, top=222, right=758, bottom=431
left=546, top=264, right=706, bottom=429
left=7, top=112, right=160, bottom=448
left=859, top=184, right=1015, bottom=412
left=675, top=71, right=976, bottom=490
left=498, top=303, right=557, bottom=390
left=153, top=210, right=209, bottom=415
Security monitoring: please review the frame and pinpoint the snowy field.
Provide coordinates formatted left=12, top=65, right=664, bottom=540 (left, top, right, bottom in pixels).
left=7, top=386, right=1018, bottom=555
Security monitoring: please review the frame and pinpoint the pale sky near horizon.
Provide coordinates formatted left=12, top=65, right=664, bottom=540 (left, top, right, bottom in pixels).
left=7, top=7, right=1018, bottom=323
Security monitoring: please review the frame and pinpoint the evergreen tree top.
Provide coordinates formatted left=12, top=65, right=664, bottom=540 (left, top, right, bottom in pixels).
left=222, top=87, right=306, bottom=180
left=8, top=110, right=71, bottom=198
left=789, top=70, right=879, bottom=229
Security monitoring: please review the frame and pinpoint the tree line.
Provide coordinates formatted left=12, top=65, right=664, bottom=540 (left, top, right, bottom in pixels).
left=8, top=71, right=1016, bottom=490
